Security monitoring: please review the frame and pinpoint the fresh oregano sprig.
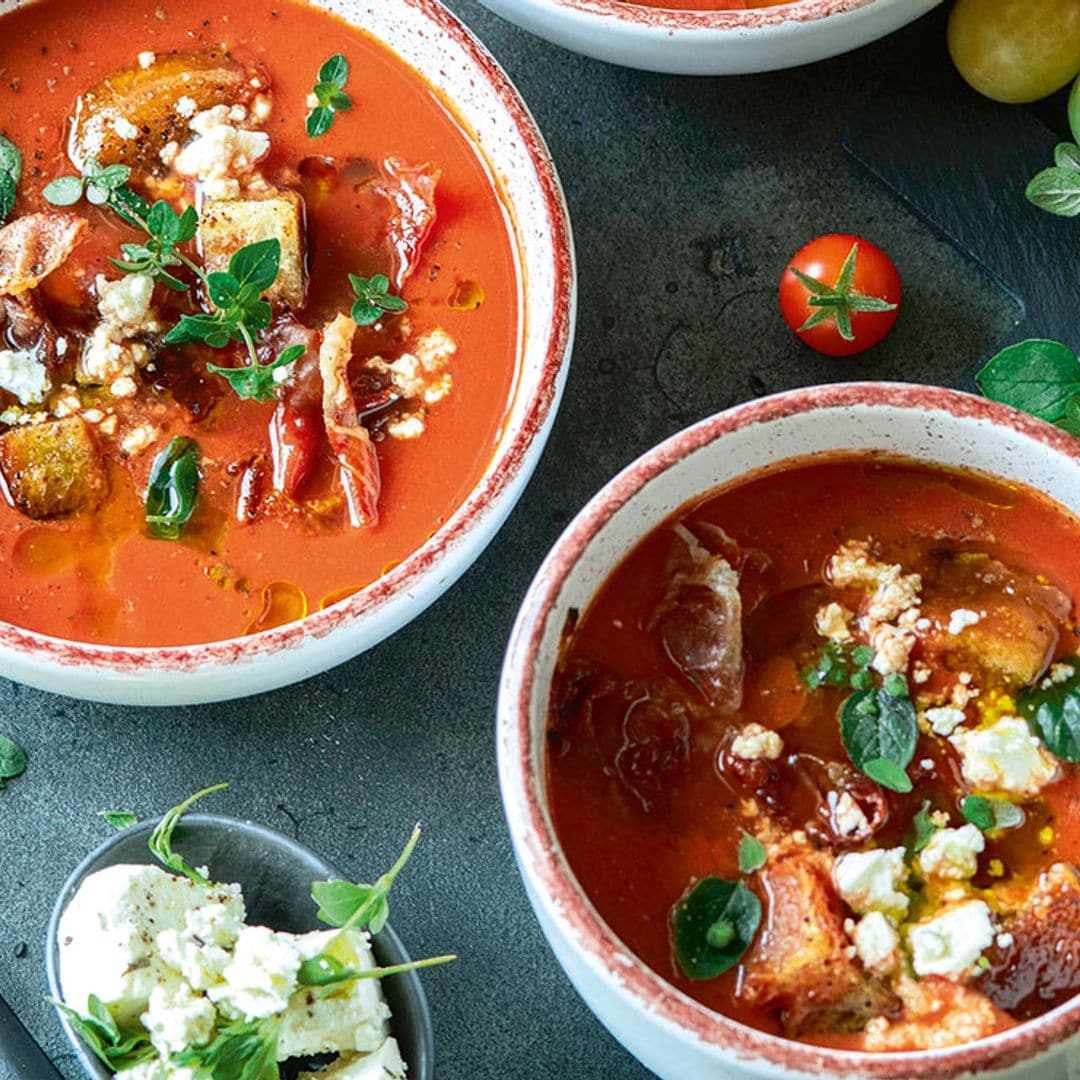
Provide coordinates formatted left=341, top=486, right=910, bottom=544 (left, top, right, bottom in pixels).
left=110, top=201, right=198, bottom=291
left=1026, top=73, right=1080, bottom=217
left=47, top=995, right=154, bottom=1072
left=306, top=54, right=351, bottom=137
left=349, top=273, right=407, bottom=327
left=0, top=135, right=22, bottom=224
left=147, top=782, right=228, bottom=885
left=174, top=1016, right=280, bottom=1078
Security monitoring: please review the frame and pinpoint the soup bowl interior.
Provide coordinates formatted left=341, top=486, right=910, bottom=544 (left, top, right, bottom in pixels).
left=46, top=815, right=434, bottom=1080
left=477, top=0, right=943, bottom=76
left=0, top=0, right=574, bottom=706
left=498, top=383, right=1080, bottom=1080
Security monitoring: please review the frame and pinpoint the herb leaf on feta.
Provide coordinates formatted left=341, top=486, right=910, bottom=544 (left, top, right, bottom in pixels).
left=148, top=782, right=229, bottom=885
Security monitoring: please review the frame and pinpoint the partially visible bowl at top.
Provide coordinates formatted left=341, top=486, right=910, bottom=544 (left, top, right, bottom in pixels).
left=46, top=815, right=434, bottom=1080
left=498, top=383, right=1080, bottom=1079
left=478, top=0, right=943, bottom=75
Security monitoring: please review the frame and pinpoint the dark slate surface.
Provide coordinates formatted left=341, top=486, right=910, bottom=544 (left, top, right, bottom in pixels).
left=0, top=4, right=1044, bottom=1079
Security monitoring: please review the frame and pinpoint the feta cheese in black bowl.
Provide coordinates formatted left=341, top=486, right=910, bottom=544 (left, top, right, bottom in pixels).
left=45, top=791, right=437, bottom=1080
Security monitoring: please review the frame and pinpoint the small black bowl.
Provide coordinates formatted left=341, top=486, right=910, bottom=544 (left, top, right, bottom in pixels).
left=45, top=815, right=434, bottom=1079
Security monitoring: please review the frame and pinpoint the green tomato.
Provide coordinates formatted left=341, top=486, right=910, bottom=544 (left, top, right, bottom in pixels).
left=948, top=0, right=1080, bottom=104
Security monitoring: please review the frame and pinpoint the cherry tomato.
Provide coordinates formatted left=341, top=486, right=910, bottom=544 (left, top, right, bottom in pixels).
left=779, top=233, right=901, bottom=358
left=948, top=0, right=1080, bottom=105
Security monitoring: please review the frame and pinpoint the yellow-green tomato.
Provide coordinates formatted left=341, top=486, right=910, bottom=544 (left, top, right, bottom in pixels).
left=948, top=0, right=1080, bottom=104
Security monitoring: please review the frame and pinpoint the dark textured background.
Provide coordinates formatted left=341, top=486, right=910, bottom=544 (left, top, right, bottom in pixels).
left=0, top=2, right=1031, bottom=1078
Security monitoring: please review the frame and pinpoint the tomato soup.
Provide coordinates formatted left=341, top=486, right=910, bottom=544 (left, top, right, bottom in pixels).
left=0, top=0, right=520, bottom=646
left=548, top=456, right=1080, bottom=1051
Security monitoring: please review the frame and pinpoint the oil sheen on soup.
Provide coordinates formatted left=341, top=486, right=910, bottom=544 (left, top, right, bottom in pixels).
left=0, top=0, right=520, bottom=645
left=548, top=456, right=1080, bottom=1051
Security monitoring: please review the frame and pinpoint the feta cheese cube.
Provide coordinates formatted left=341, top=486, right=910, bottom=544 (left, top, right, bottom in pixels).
left=208, top=924, right=302, bottom=1021
left=950, top=716, right=1058, bottom=797
left=924, top=706, right=966, bottom=737
left=833, top=847, right=909, bottom=919
left=0, top=347, right=50, bottom=404
left=947, top=608, right=983, bottom=636
left=907, top=900, right=995, bottom=979
left=850, top=912, right=900, bottom=977
left=918, top=824, right=985, bottom=881
left=730, top=722, right=783, bottom=762
left=141, top=976, right=216, bottom=1056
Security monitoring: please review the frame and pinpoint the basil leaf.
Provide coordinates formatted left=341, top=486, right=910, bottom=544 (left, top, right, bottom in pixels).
left=147, top=783, right=228, bottom=885
left=145, top=436, right=200, bottom=540
left=100, top=809, right=138, bottom=830
left=1027, top=166, right=1080, bottom=216
left=0, top=135, right=21, bottom=183
left=737, top=833, right=767, bottom=874
left=306, top=106, right=334, bottom=138
left=0, top=734, right=26, bottom=783
left=961, top=795, right=1023, bottom=833
left=672, top=877, right=761, bottom=980
left=976, top=339, right=1080, bottom=422
left=43, top=175, right=85, bottom=206
left=0, top=173, right=15, bottom=224
left=229, top=238, right=280, bottom=294
left=319, top=53, right=349, bottom=87
left=840, top=688, right=917, bottom=791
left=909, top=800, right=936, bottom=853
left=1021, top=664, right=1080, bottom=762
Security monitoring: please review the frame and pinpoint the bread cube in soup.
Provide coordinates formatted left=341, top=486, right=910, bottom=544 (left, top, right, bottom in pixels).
left=0, top=417, right=107, bottom=519
left=199, top=191, right=306, bottom=311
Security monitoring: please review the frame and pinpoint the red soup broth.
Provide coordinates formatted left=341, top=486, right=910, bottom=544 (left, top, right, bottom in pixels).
left=0, top=0, right=520, bottom=646
left=547, top=455, right=1080, bottom=1049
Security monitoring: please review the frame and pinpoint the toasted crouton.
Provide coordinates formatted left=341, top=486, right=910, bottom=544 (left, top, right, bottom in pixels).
left=0, top=416, right=107, bottom=518
left=739, top=848, right=895, bottom=1034
left=199, top=191, right=305, bottom=310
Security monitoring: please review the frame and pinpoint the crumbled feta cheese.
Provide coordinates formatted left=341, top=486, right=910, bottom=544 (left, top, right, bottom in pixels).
left=912, top=662, right=932, bottom=685
left=79, top=274, right=160, bottom=390
left=869, top=621, right=916, bottom=676
left=56, top=865, right=244, bottom=1024
left=918, top=824, right=984, bottom=881
left=730, top=722, right=783, bottom=762
left=142, top=977, right=216, bottom=1056
left=951, top=716, right=1058, bottom=797
left=120, top=422, right=159, bottom=455
left=278, top=929, right=393, bottom=1059
left=208, top=925, right=301, bottom=1021
left=113, top=116, right=140, bottom=140
left=833, top=847, right=909, bottom=918
left=815, top=602, right=853, bottom=643
left=828, top=542, right=922, bottom=623
left=386, top=413, right=425, bottom=440
left=172, top=106, right=270, bottom=191
left=99, top=273, right=156, bottom=330
left=947, top=608, right=983, bottom=636
left=996, top=932, right=1014, bottom=949
left=924, top=706, right=966, bottom=737
left=174, top=95, right=198, bottom=118
left=908, top=900, right=995, bottom=979
left=158, top=898, right=243, bottom=991
left=370, top=328, right=456, bottom=408
left=1042, top=662, right=1077, bottom=689
left=828, top=790, right=870, bottom=837
left=138, top=51, right=157, bottom=68
left=56, top=336, right=68, bottom=357
left=850, top=912, right=901, bottom=976
left=0, top=347, right=50, bottom=404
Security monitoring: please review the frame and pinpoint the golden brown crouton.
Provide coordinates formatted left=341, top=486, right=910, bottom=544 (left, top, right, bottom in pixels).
left=68, top=51, right=261, bottom=173
left=739, top=848, right=894, bottom=1034
left=199, top=191, right=306, bottom=310
left=0, top=417, right=107, bottom=519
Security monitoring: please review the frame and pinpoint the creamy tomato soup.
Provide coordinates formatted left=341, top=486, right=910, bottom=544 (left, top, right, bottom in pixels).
left=0, top=0, right=520, bottom=646
left=548, top=456, right=1080, bottom=1051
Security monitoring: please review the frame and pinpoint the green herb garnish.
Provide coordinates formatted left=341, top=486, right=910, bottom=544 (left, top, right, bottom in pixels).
left=145, top=436, right=201, bottom=540
left=786, top=241, right=897, bottom=342
left=296, top=951, right=456, bottom=989
left=110, top=200, right=197, bottom=291
left=349, top=273, right=407, bottom=327
left=47, top=995, right=154, bottom=1072
left=672, top=877, right=761, bottom=980
left=802, top=641, right=876, bottom=692
left=976, top=339, right=1080, bottom=436
left=0, top=135, right=21, bottom=223
left=961, top=795, right=1024, bottom=833
left=174, top=1015, right=280, bottom=1079
left=1026, top=79, right=1080, bottom=216
left=44, top=159, right=133, bottom=208
left=737, top=833, right=767, bottom=874
left=840, top=686, right=917, bottom=793
left=100, top=810, right=139, bottom=830
left=147, top=782, right=228, bottom=885
left=909, top=800, right=936, bottom=853
left=208, top=343, right=304, bottom=404
left=306, top=54, right=351, bottom=138
left=1020, top=664, right=1080, bottom=762
left=312, top=824, right=420, bottom=934
left=0, top=734, right=26, bottom=790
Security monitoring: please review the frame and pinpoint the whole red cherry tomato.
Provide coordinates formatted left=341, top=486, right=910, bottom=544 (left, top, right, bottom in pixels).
left=779, top=234, right=901, bottom=357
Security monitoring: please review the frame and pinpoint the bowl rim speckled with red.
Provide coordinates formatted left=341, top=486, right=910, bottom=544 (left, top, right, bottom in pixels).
left=498, top=383, right=1080, bottom=1080
left=477, top=0, right=944, bottom=76
left=0, top=0, right=575, bottom=706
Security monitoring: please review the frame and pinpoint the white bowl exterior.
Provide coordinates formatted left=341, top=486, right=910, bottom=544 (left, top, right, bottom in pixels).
left=477, top=0, right=942, bottom=76
left=498, top=390, right=1080, bottom=1079
left=0, top=0, right=575, bottom=705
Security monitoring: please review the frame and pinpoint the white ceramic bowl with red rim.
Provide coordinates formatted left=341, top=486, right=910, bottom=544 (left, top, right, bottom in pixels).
left=479, top=0, right=942, bottom=76
left=0, top=0, right=575, bottom=706
left=498, top=383, right=1080, bottom=1080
